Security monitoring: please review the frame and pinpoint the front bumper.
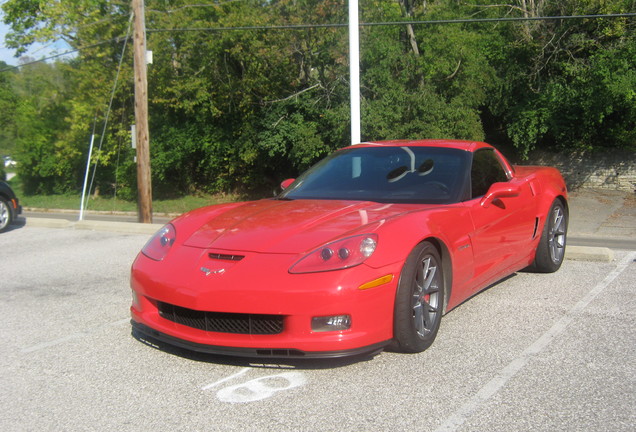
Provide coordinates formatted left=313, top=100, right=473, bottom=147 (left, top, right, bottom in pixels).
left=130, top=246, right=401, bottom=358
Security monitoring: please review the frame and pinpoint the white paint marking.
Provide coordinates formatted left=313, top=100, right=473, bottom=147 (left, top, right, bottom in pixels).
left=22, top=318, right=130, bottom=353
left=435, top=251, right=636, bottom=432
left=201, top=367, right=250, bottom=391
left=216, top=371, right=307, bottom=404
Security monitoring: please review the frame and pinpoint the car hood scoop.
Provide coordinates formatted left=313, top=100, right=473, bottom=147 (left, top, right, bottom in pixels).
left=183, top=199, right=417, bottom=253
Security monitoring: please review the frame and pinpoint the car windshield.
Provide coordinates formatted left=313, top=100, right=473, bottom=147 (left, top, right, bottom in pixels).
left=278, top=146, right=470, bottom=204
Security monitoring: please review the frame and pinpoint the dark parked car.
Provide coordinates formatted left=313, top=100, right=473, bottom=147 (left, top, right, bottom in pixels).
left=0, top=181, right=22, bottom=232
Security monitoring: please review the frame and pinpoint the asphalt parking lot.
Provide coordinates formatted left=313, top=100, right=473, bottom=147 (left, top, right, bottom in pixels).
left=1, top=226, right=635, bottom=431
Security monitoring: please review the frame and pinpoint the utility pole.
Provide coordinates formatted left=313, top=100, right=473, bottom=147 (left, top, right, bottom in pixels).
left=132, top=0, right=152, bottom=223
left=349, top=0, right=361, bottom=145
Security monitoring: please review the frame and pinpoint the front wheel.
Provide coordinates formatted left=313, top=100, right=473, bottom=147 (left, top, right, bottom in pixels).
left=392, top=241, right=445, bottom=353
left=0, top=198, right=12, bottom=233
left=531, top=199, right=568, bottom=273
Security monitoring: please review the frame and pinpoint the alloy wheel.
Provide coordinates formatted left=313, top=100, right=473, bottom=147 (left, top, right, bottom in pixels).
left=412, top=255, right=441, bottom=338
left=548, top=205, right=566, bottom=264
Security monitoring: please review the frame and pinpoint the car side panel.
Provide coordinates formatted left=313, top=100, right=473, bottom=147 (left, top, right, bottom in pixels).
left=514, top=165, right=569, bottom=255
left=462, top=177, right=539, bottom=292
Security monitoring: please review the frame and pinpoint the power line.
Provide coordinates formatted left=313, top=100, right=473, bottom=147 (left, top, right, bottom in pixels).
left=148, top=22, right=347, bottom=32
left=365, top=12, right=636, bottom=27
left=0, top=36, right=129, bottom=73
left=146, top=0, right=248, bottom=15
left=2, top=12, right=633, bottom=73
left=146, top=13, right=636, bottom=33
left=84, top=13, right=134, bottom=216
left=0, top=8, right=129, bottom=72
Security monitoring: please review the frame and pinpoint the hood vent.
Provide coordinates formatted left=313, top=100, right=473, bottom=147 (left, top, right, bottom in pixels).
left=209, top=253, right=245, bottom=262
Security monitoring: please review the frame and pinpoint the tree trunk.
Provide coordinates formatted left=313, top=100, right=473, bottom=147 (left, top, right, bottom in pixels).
left=398, top=0, right=420, bottom=56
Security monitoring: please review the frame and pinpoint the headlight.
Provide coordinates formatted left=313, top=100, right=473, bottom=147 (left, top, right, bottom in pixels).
left=289, top=234, right=378, bottom=274
left=141, top=224, right=176, bottom=261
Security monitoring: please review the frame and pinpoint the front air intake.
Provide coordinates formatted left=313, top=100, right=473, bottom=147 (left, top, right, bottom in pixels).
left=157, top=302, right=283, bottom=335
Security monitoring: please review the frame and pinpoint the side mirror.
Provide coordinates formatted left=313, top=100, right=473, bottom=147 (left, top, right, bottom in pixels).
left=480, top=182, right=521, bottom=208
left=280, top=178, right=295, bottom=190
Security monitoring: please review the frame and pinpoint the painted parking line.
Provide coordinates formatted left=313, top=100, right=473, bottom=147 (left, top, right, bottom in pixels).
left=435, top=251, right=636, bottom=432
left=21, top=318, right=130, bottom=353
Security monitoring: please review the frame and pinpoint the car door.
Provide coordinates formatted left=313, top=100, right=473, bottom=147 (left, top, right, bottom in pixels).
left=463, top=149, right=537, bottom=289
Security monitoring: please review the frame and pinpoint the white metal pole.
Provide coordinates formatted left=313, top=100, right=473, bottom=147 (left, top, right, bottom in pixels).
left=349, top=0, right=361, bottom=145
left=79, top=134, right=96, bottom=221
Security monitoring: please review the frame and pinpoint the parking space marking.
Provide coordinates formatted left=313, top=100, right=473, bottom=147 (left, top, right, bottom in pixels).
left=202, top=368, right=307, bottom=404
left=435, top=251, right=636, bottom=432
left=21, top=318, right=130, bottom=353
left=201, top=367, right=251, bottom=391
left=215, top=371, right=307, bottom=404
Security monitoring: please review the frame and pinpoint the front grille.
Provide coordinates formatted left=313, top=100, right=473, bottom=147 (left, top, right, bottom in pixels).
left=157, top=302, right=284, bottom=335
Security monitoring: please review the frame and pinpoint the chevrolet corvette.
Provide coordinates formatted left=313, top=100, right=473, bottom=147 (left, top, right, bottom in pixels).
left=130, top=139, right=568, bottom=358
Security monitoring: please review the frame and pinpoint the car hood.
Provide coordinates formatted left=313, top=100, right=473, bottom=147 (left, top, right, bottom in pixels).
left=182, top=199, right=425, bottom=254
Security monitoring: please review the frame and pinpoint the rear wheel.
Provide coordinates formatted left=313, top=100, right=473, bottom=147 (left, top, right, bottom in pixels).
left=0, top=198, right=12, bottom=232
left=392, top=241, right=444, bottom=353
left=532, top=199, right=568, bottom=273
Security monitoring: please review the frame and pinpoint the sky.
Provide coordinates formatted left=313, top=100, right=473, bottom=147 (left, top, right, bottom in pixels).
left=0, top=13, right=72, bottom=67
left=0, top=20, right=20, bottom=66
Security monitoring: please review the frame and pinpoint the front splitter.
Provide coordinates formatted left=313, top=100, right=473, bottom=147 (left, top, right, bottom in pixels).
left=131, top=320, right=390, bottom=359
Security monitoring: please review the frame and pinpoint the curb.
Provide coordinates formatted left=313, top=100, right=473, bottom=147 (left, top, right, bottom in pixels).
left=564, top=245, right=614, bottom=263
left=23, top=217, right=617, bottom=263
left=23, top=207, right=181, bottom=218
left=25, top=217, right=163, bottom=235
left=75, top=219, right=164, bottom=235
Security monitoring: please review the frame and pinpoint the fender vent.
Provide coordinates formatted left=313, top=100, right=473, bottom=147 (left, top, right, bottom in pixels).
left=532, top=217, right=540, bottom=239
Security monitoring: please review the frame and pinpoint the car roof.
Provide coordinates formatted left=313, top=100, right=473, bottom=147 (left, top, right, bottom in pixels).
left=346, top=139, right=493, bottom=152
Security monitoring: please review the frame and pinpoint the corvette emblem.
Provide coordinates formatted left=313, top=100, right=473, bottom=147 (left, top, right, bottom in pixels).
left=200, top=266, right=225, bottom=276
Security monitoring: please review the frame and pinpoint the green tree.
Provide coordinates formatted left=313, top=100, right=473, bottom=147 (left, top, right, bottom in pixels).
left=0, top=61, right=18, bottom=156
left=360, top=0, right=503, bottom=141
left=3, top=0, right=135, bottom=195
left=2, top=0, right=634, bottom=198
left=147, top=0, right=350, bottom=192
left=10, top=62, right=74, bottom=193
left=486, top=0, right=636, bottom=156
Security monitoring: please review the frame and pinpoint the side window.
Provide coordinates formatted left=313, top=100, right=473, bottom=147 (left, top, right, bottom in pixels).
left=470, top=149, right=509, bottom=198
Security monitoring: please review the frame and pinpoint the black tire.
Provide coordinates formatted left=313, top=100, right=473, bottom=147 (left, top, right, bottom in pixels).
left=0, top=198, right=12, bottom=233
left=531, top=199, right=568, bottom=273
left=392, top=241, right=445, bottom=353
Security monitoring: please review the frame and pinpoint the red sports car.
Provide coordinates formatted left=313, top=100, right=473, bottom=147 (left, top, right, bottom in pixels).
left=130, top=139, right=568, bottom=358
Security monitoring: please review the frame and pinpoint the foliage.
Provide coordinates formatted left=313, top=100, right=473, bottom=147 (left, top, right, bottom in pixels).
left=0, top=61, right=18, bottom=156
left=487, top=0, right=636, bottom=156
left=11, top=173, right=240, bottom=213
left=9, top=62, right=73, bottom=193
left=1, top=0, right=634, bottom=200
